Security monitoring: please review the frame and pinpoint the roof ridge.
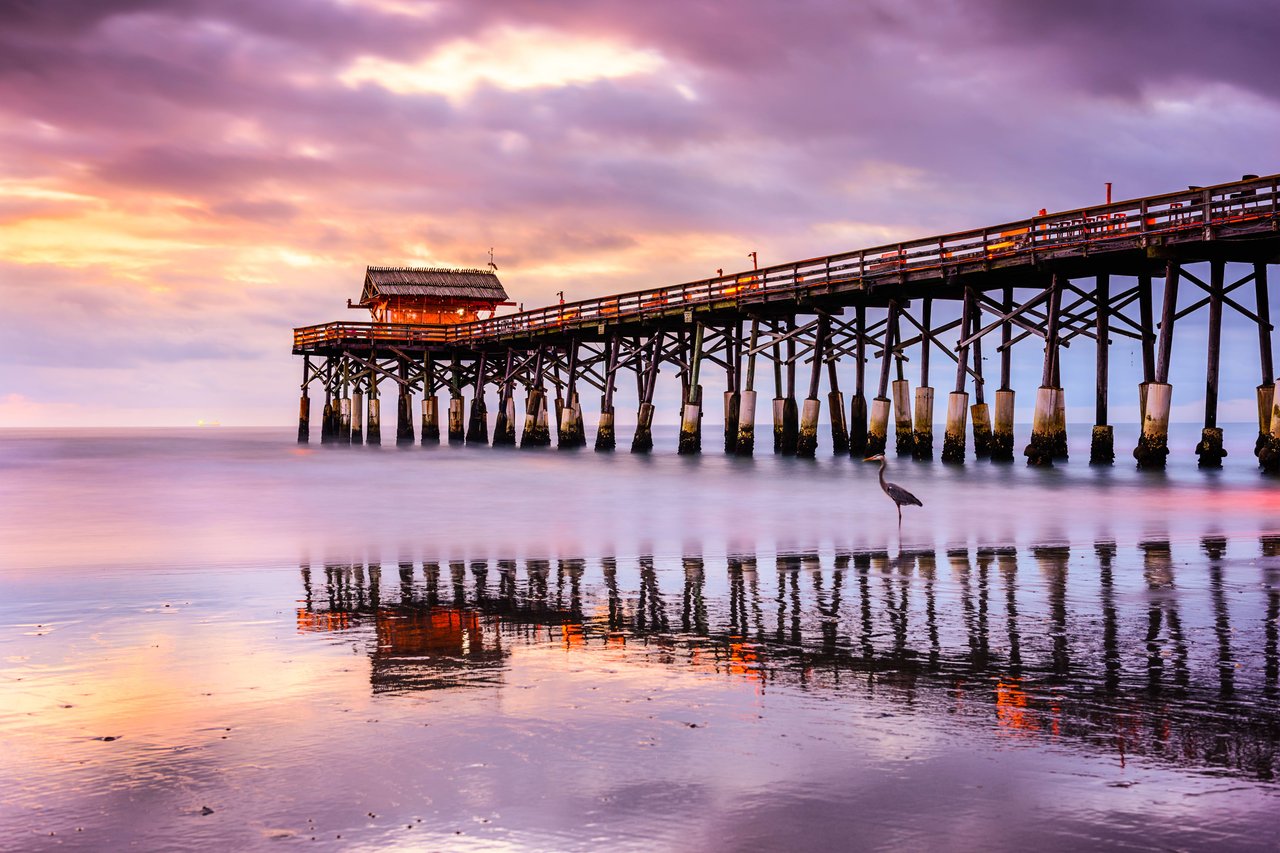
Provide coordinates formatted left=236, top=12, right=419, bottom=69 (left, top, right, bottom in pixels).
left=365, top=265, right=496, bottom=275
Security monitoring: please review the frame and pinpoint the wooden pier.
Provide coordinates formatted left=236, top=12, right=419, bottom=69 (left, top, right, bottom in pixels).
left=293, top=173, right=1280, bottom=469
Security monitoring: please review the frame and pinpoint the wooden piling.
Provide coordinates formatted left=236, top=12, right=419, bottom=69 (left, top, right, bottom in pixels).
left=796, top=316, right=828, bottom=457
left=558, top=343, right=585, bottom=448
left=890, top=307, right=914, bottom=457
left=781, top=319, right=799, bottom=454
left=913, top=297, right=934, bottom=460
left=522, top=348, right=550, bottom=447
left=1257, top=263, right=1277, bottom=466
left=632, top=333, right=662, bottom=453
left=772, top=327, right=785, bottom=453
left=421, top=395, right=439, bottom=445
left=943, top=289, right=972, bottom=463
left=736, top=320, right=759, bottom=456
left=724, top=323, right=742, bottom=454
left=596, top=336, right=619, bottom=451
left=366, top=392, right=381, bottom=447
left=395, top=359, right=414, bottom=446
left=824, top=318, right=849, bottom=454
left=991, top=286, right=1015, bottom=460
left=848, top=305, right=868, bottom=456
left=679, top=324, right=705, bottom=455
left=867, top=304, right=896, bottom=456
left=969, top=293, right=992, bottom=457
left=297, top=392, right=310, bottom=444
left=1196, top=260, right=1226, bottom=467
left=351, top=388, right=364, bottom=445
left=466, top=353, right=488, bottom=446
left=490, top=351, right=513, bottom=447
left=1090, top=273, right=1114, bottom=464
left=1135, top=263, right=1180, bottom=468
left=1025, top=274, right=1065, bottom=466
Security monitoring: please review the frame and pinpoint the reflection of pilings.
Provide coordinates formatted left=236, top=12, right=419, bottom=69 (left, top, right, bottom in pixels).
left=560, top=558, right=585, bottom=620
left=682, top=557, right=707, bottom=634
left=1202, top=537, right=1234, bottom=697
left=449, top=560, right=466, bottom=606
left=855, top=553, right=874, bottom=660
left=917, top=549, right=940, bottom=669
left=422, top=561, right=439, bottom=608
left=997, top=548, right=1021, bottom=675
left=950, top=548, right=987, bottom=670
left=399, top=560, right=414, bottom=606
left=1141, top=540, right=1189, bottom=696
left=1096, top=542, right=1120, bottom=691
left=636, top=556, right=668, bottom=633
left=1033, top=546, right=1070, bottom=677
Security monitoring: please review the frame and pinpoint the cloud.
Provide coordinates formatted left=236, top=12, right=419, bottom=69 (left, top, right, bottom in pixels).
left=0, top=0, right=1276, bottom=425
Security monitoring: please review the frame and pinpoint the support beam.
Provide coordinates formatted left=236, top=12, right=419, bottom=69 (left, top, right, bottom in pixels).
left=797, top=315, right=828, bottom=458
left=867, top=304, right=896, bottom=457
left=942, top=288, right=972, bottom=464
left=781, top=318, right=799, bottom=454
left=825, top=318, right=849, bottom=455
left=1196, top=260, right=1226, bottom=468
left=724, top=322, right=742, bottom=454
left=913, top=297, right=934, bottom=460
left=491, top=350, right=515, bottom=447
left=596, top=335, right=619, bottom=451
left=632, top=333, right=662, bottom=453
left=522, top=347, right=551, bottom=447
left=466, top=352, right=489, bottom=446
left=1025, top=274, right=1065, bottom=466
left=1090, top=274, right=1115, bottom=464
left=679, top=323, right=705, bottom=455
left=736, top=320, right=760, bottom=456
left=1135, top=263, right=1180, bottom=469
left=849, top=305, right=869, bottom=456
left=991, top=287, right=1015, bottom=462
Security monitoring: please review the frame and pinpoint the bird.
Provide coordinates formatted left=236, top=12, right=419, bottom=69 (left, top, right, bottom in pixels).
left=864, top=453, right=923, bottom=527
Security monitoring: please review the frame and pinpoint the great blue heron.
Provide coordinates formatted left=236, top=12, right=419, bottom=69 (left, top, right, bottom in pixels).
left=864, top=453, right=922, bottom=527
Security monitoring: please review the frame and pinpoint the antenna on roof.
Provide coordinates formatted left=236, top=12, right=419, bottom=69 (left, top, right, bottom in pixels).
left=487, top=247, right=498, bottom=272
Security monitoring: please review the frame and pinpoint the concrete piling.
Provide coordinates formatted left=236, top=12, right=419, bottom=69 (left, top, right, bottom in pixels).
left=971, top=402, right=992, bottom=458
left=912, top=386, right=935, bottom=460
left=631, top=401, right=655, bottom=453
left=736, top=389, right=757, bottom=456
left=522, top=388, right=550, bottom=447
left=991, top=389, right=1014, bottom=460
left=465, top=395, right=488, bottom=445
left=1195, top=260, right=1227, bottom=468
left=1024, top=386, right=1064, bottom=466
left=780, top=396, right=799, bottom=454
left=420, top=395, right=438, bottom=445
left=351, top=390, right=364, bottom=445
left=595, top=401, right=616, bottom=451
left=1134, top=263, right=1179, bottom=468
left=493, top=394, right=516, bottom=446
left=447, top=395, right=464, bottom=444
left=867, top=397, right=891, bottom=456
left=828, top=391, right=848, bottom=454
left=1134, top=382, right=1172, bottom=468
left=1256, top=383, right=1275, bottom=464
left=891, top=378, right=913, bottom=456
left=849, top=394, right=868, bottom=456
left=796, top=397, right=821, bottom=457
left=366, top=395, right=381, bottom=446
left=320, top=397, right=333, bottom=445
left=1261, top=380, right=1280, bottom=473
left=678, top=386, right=703, bottom=455
left=558, top=391, right=584, bottom=448
left=772, top=397, right=786, bottom=453
left=297, top=393, right=310, bottom=444
left=942, top=391, right=968, bottom=462
left=396, top=390, right=414, bottom=447
left=723, top=391, right=740, bottom=454
left=338, top=397, right=352, bottom=444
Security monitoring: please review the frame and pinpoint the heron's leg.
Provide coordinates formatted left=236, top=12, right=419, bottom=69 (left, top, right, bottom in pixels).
left=897, top=505, right=902, bottom=528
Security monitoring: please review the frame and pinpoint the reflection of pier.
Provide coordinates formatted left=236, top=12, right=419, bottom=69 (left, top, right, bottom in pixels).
left=299, top=538, right=1280, bottom=781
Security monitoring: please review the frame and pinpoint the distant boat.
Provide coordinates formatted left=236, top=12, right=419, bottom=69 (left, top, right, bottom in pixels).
left=196, top=420, right=222, bottom=427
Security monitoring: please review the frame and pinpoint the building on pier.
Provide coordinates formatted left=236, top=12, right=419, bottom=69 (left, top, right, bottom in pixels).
left=351, top=266, right=511, bottom=325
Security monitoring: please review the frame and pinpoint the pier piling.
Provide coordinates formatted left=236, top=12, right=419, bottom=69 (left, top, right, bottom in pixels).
left=1090, top=274, right=1114, bottom=464
left=1196, top=261, right=1226, bottom=467
left=1135, top=263, right=1180, bottom=468
left=1026, top=275, right=1065, bottom=466
left=736, top=320, right=759, bottom=456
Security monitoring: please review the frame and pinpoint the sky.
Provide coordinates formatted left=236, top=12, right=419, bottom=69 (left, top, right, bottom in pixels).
left=1, top=0, right=1278, bottom=427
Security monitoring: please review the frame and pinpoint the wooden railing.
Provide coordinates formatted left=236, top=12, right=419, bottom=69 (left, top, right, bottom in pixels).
left=295, top=173, right=1279, bottom=351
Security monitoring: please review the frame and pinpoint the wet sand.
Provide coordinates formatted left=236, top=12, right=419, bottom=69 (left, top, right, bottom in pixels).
left=4, top=428, right=1280, bottom=850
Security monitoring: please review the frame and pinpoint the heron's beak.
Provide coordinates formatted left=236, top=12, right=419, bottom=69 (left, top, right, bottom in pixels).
left=862, top=455, right=880, bottom=462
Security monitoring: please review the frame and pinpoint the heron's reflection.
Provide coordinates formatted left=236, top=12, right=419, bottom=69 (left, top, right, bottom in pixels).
left=295, top=538, right=1280, bottom=782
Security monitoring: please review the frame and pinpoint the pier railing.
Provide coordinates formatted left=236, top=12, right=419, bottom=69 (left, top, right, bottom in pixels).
left=295, top=173, right=1279, bottom=351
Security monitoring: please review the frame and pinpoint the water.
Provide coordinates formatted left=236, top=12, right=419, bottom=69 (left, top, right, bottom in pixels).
left=3, top=425, right=1280, bottom=850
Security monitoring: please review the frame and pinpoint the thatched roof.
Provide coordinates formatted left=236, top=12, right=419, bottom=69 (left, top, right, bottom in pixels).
left=360, top=266, right=508, bottom=303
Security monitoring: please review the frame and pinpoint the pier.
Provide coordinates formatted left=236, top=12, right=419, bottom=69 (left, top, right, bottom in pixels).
left=293, top=173, right=1280, bottom=469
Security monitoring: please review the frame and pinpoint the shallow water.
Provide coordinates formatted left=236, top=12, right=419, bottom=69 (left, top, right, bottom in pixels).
left=4, top=427, right=1280, bottom=850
